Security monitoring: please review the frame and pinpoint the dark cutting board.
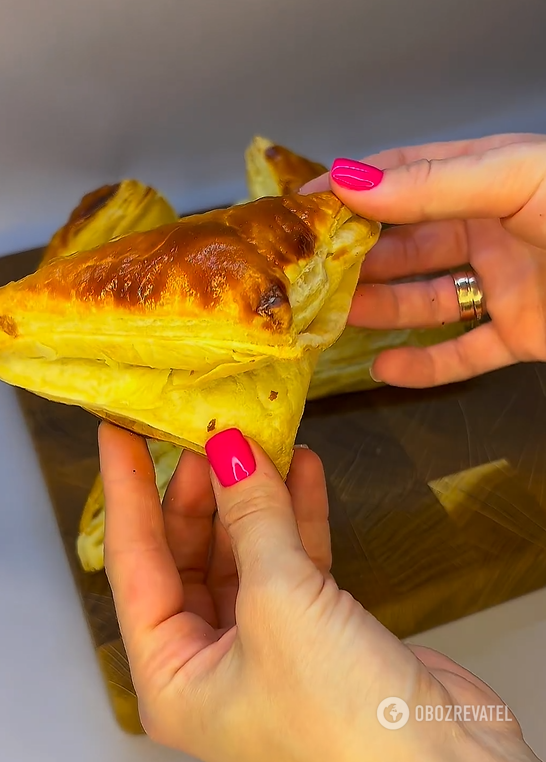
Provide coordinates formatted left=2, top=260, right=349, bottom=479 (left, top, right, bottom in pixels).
left=2, top=246, right=546, bottom=734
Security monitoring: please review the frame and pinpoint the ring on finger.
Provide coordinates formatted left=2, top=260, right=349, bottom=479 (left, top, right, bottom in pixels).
left=451, top=268, right=487, bottom=324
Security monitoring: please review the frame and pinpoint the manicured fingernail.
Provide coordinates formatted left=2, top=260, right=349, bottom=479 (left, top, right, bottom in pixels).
left=205, top=428, right=256, bottom=487
left=331, top=158, right=384, bottom=191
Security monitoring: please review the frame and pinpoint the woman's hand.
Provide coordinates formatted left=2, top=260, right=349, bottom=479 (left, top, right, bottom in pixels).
left=301, top=133, right=546, bottom=387
left=100, top=422, right=537, bottom=762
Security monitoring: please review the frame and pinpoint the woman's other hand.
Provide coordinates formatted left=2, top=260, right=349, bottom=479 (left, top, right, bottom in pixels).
left=301, top=133, right=546, bottom=388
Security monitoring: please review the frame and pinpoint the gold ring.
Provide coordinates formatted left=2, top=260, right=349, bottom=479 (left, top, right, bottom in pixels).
left=451, top=268, right=486, bottom=323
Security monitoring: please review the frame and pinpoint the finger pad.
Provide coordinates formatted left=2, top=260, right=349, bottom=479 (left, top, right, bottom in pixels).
left=98, top=424, right=155, bottom=482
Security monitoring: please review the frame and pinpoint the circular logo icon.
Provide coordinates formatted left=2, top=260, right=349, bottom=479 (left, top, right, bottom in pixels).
left=376, top=697, right=410, bottom=729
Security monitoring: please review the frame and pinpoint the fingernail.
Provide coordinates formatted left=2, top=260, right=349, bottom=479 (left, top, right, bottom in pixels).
left=205, top=428, right=256, bottom=487
left=370, top=367, right=382, bottom=383
left=294, top=443, right=309, bottom=449
left=331, top=158, right=384, bottom=191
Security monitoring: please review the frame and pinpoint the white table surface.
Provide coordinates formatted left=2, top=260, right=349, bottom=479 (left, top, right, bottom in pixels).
left=0, top=378, right=545, bottom=762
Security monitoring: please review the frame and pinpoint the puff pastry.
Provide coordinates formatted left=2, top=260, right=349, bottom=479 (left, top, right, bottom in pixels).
left=40, top=180, right=178, bottom=268
left=0, top=181, right=380, bottom=481
left=73, top=136, right=462, bottom=571
left=248, top=137, right=465, bottom=394
left=246, top=136, right=327, bottom=197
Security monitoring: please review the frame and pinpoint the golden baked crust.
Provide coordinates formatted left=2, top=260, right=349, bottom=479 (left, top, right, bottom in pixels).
left=244, top=136, right=466, bottom=399
left=1, top=193, right=375, bottom=364
left=40, top=180, right=178, bottom=268
left=246, top=136, right=327, bottom=197
left=0, top=178, right=380, bottom=478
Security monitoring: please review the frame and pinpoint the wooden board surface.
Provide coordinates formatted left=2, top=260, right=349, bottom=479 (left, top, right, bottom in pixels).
left=3, top=246, right=546, bottom=734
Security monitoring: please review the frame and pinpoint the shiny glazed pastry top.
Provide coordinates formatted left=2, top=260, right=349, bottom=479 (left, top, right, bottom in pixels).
left=0, top=192, right=378, bottom=366
left=0, top=170, right=380, bottom=477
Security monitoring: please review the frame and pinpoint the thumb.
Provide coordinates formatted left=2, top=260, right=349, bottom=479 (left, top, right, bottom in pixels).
left=204, top=428, right=311, bottom=585
left=327, top=141, right=546, bottom=247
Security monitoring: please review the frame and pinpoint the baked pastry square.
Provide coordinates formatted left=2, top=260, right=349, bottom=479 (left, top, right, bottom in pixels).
left=0, top=190, right=379, bottom=479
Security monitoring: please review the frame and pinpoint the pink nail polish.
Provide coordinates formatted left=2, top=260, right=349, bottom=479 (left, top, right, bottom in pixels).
left=205, top=428, right=256, bottom=487
left=331, top=158, right=384, bottom=191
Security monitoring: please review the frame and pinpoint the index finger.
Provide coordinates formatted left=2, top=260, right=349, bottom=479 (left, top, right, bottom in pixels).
left=363, top=132, right=545, bottom=170
left=286, top=447, right=331, bottom=574
left=299, top=133, right=545, bottom=193
left=328, top=142, right=546, bottom=248
left=99, top=422, right=185, bottom=646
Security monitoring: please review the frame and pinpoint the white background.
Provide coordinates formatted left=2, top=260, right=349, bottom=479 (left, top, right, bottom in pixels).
left=0, top=0, right=546, bottom=255
left=0, top=1, right=546, bottom=760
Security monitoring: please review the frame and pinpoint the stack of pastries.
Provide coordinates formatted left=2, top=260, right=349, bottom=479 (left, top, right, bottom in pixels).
left=0, top=136, right=462, bottom=572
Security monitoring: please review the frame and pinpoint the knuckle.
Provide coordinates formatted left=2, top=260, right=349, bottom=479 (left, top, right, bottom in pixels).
left=221, top=485, right=279, bottom=532
left=400, top=159, right=436, bottom=221
left=405, top=157, right=435, bottom=187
